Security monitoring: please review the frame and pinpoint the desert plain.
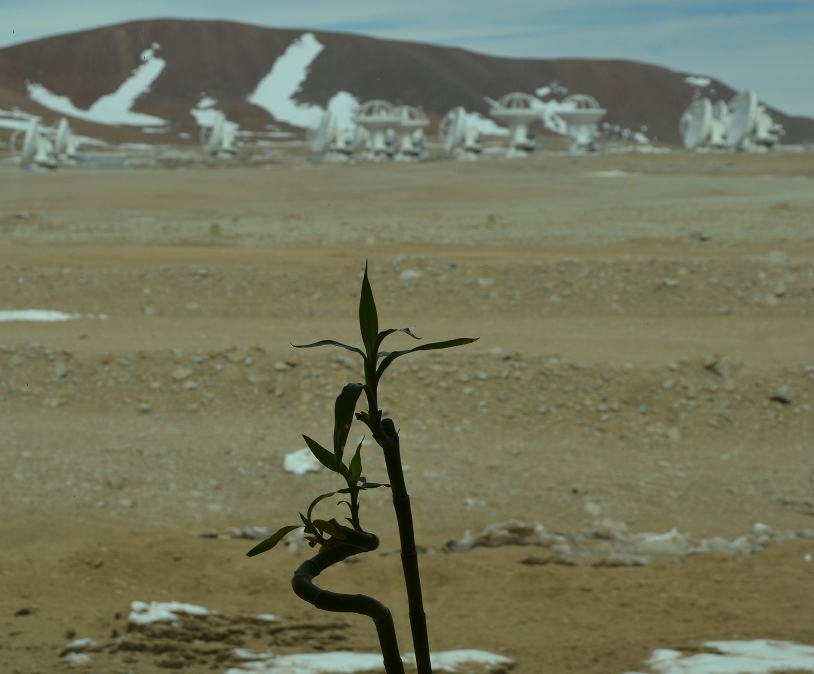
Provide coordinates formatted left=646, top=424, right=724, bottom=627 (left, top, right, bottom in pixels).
left=1, top=149, right=813, bottom=674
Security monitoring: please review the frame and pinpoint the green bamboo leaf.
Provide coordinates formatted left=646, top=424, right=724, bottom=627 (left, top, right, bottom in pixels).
left=302, top=435, right=337, bottom=472
left=360, top=482, right=390, bottom=489
left=359, top=262, right=379, bottom=360
left=246, top=525, right=300, bottom=557
left=307, top=491, right=338, bottom=522
left=375, top=327, right=420, bottom=354
left=333, top=383, right=364, bottom=464
left=375, top=337, right=478, bottom=382
left=312, top=519, right=348, bottom=539
left=349, top=438, right=364, bottom=478
left=291, top=339, right=366, bottom=360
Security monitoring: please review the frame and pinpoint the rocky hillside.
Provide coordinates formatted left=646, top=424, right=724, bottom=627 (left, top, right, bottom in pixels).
left=1, top=19, right=812, bottom=145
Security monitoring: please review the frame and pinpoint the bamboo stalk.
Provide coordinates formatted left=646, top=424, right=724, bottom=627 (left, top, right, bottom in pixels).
left=373, top=416, right=433, bottom=674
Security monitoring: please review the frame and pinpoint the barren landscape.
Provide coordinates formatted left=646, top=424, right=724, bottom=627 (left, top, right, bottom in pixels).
left=1, top=150, right=813, bottom=674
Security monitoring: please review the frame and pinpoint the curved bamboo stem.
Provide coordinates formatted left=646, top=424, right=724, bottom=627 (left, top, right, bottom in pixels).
left=291, top=526, right=406, bottom=674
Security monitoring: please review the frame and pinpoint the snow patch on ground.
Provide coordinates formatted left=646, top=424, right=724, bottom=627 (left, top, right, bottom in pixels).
left=27, top=46, right=167, bottom=126
left=628, top=640, right=814, bottom=674
left=129, top=600, right=211, bottom=625
left=247, top=33, right=359, bottom=130
left=0, top=310, right=80, bottom=322
left=225, top=649, right=514, bottom=674
left=284, top=448, right=322, bottom=475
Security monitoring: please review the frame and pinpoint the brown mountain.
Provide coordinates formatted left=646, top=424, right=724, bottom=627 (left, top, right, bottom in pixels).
left=1, top=18, right=812, bottom=145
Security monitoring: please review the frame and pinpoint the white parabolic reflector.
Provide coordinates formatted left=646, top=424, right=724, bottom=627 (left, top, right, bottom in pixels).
left=726, top=90, right=758, bottom=148
left=680, top=98, right=713, bottom=150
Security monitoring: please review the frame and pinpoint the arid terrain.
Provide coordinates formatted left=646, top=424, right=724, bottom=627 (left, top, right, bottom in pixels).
left=1, top=149, right=813, bottom=674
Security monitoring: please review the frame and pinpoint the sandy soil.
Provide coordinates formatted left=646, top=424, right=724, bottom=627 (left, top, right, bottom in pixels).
left=1, top=150, right=813, bottom=674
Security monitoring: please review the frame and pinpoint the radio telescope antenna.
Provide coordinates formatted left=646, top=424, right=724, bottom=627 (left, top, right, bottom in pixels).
left=555, top=94, right=606, bottom=152
left=53, top=118, right=82, bottom=161
left=488, top=93, right=541, bottom=157
left=726, top=90, right=757, bottom=149
left=394, top=106, right=429, bottom=160
left=680, top=98, right=713, bottom=150
left=312, top=110, right=335, bottom=155
left=311, top=110, right=354, bottom=161
left=352, top=100, right=400, bottom=160
left=439, top=106, right=482, bottom=159
left=11, top=118, right=56, bottom=169
left=753, top=106, right=783, bottom=147
left=201, top=111, right=238, bottom=157
left=709, top=100, right=729, bottom=148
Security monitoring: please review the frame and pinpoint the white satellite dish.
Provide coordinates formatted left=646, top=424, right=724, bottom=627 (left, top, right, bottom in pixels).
left=311, top=110, right=354, bottom=161
left=487, top=92, right=541, bottom=157
left=312, top=110, right=335, bottom=155
left=52, top=117, right=82, bottom=161
left=680, top=98, right=713, bottom=150
left=11, top=118, right=57, bottom=169
left=555, top=94, right=606, bottom=152
left=352, top=100, right=401, bottom=160
left=709, top=100, right=729, bottom=147
left=726, top=90, right=782, bottom=150
left=201, top=111, right=238, bottom=157
left=726, top=90, right=758, bottom=149
left=394, top=106, right=429, bottom=160
left=439, top=106, right=482, bottom=159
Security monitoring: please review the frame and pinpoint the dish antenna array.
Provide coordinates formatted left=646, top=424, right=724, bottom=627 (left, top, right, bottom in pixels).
left=352, top=100, right=401, bottom=159
left=201, top=111, right=238, bottom=157
left=311, top=110, right=354, bottom=161
left=487, top=93, right=541, bottom=157
left=439, top=107, right=482, bottom=159
left=680, top=90, right=782, bottom=151
left=10, top=118, right=57, bottom=169
left=554, top=94, right=607, bottom=152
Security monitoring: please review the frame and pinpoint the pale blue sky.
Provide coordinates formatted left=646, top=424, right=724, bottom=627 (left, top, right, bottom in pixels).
left=1, top=0, right=812, bottom=116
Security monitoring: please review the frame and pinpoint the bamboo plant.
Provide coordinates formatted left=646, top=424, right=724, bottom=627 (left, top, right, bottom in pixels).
left=247, top=263, right=477, bottom=674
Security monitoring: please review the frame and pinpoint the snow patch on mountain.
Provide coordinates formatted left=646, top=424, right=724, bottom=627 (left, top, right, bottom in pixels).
left=247, top=33, right=359, bottom=130
left=26, top=44, right=167, bottom=126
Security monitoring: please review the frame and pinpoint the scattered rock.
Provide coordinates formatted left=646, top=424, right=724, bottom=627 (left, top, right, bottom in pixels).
left=663, top=278, right=679, bottom=288
left=445, top=519, right=797, bottom=564
left=770, top=385, right=793, bottom=404
left=54, top=362, right=69, bottom=381
left=584, top=501, right=602, bottom=516
left=241, top=526, right=271, bottom=540
left=63, top=653, right=92, bottom=667
left=666, top=427, right=681, bottom=442
left=400, top=269, right=422, bottom=281
left=592, top=553, right=649, bottom=567
left=767, top=250, right=789, bottom=266
left=172, top=367, right=193, bottom=382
